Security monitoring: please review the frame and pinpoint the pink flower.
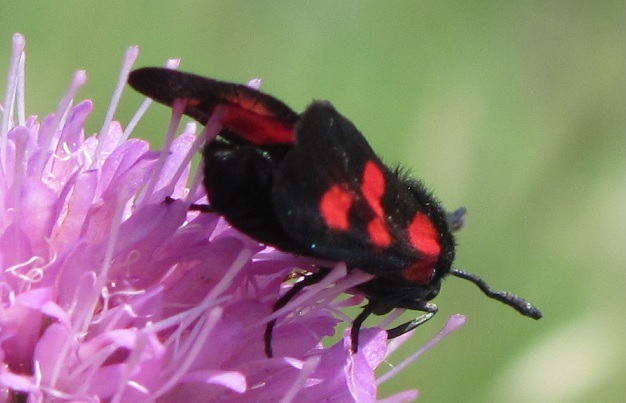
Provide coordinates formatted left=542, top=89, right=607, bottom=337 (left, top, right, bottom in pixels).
left=0, top=33, right=464, bottom=402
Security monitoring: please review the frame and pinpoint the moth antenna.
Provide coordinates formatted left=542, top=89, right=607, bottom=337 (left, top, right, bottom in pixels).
left=446, top=207, right=467, bottom=232
left=449, top=268, right=542, bottom=319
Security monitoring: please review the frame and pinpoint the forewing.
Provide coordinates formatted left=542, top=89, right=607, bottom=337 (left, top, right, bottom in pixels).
left=273, top=101, right=437, bottom=275
left=128, top=67, right=298, bottom=146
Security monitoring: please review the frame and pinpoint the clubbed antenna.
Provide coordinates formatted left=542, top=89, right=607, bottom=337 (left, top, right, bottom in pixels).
left=450, top=268, right=543, bottom=319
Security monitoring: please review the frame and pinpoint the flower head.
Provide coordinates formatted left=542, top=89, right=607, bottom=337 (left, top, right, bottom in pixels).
left=0, top=33, right=464, bottom=402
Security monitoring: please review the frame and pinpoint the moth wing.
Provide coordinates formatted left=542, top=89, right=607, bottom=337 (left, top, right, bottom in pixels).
left=273, top=101, right=431, bottom=274
left=128, top=67, right=298, bottom=146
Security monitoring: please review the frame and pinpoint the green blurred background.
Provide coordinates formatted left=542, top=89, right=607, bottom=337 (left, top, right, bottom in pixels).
left=1, top=1, right=623, bottom=402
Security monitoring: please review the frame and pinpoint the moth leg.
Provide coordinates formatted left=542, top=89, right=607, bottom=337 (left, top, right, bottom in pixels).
left=385, top=302, right=438, bottom=339
left=351, top=300, right=438, bottom=353
left=350, top=303, right=378, bottom=353
left=188, top=203, right=214, bottom=213
left=265, top=268, right=332, bottom=357
left=163, top=196, right=215, bottom=213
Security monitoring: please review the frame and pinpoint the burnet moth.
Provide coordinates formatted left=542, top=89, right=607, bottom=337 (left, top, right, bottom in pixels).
left=128, top=67, right=542, bottom=357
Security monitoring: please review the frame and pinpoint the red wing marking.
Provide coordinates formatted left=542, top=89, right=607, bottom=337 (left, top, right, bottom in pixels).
left=402, top=213, right=441, bottom=284
left=402, top=258, right=437, bottom=284
left=367, top=217, right=392, bottom=247
left=220, top=103, right=295, bottom=145
left=186, top=98, right=201, bottom=107
left=360, top=161, right=392, bottom=247
left=319, top=161, right=394, bottom=248
left=360, top=161, right=385, bottom=217
left=407, top=212, right=441, bottom=256
left=320, top=184, right=354, bottom=231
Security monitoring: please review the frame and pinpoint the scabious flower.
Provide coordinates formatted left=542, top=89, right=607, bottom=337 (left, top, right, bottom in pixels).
left=0, top=33, right=465, bottom=402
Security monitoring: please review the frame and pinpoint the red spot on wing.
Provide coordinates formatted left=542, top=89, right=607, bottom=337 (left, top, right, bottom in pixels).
left=320, top=185, right=354, bottom=231
left=367, top=217, right=392, bottom=247
left=402, top=213, right=441, bottom=283
left=360, top=161, right=392, bottom=247
left=183, top=94, right=297, bottom=146
left=186, top=98, right=201, bottom=107
left=319, top=162, right=394, bottom=248
left=219, top=103, right=296, bottom=145
left=403, top=258, right=437, bottom=284
left=407, top=213, right=441, bottom=256
left=361, top=161, right=385, bottom=217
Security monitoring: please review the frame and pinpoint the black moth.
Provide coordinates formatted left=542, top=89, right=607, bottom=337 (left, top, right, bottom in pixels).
left=128, top=67, right=542, bottom=357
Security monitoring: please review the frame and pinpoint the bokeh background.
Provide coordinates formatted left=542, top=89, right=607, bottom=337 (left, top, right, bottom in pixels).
left=1, top=2, right=623, bottom=402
